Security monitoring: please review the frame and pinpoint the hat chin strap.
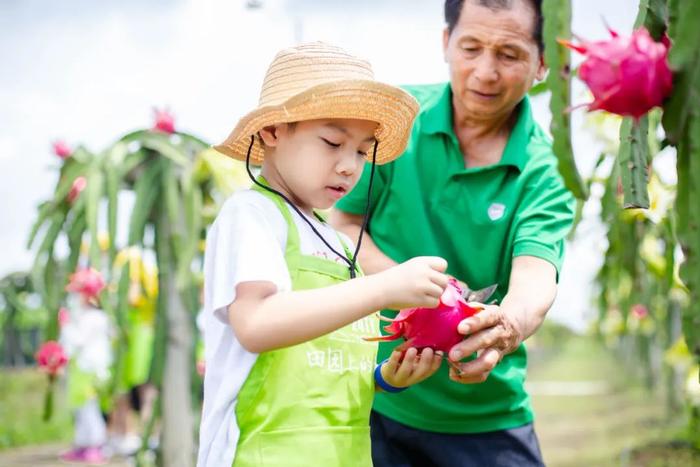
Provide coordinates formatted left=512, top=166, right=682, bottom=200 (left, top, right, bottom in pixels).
left=244, top=135, right=376, bottom=279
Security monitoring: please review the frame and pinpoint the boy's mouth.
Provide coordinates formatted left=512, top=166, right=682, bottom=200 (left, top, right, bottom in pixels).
left=326, top=184, right=348, bottom=198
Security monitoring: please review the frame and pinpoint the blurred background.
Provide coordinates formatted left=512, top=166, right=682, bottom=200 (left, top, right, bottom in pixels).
left=1, top=1, right=699, bottom=466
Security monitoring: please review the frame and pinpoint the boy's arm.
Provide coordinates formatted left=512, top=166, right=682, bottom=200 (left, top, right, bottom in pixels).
left=229, top=256, right=447, bottom=353
left=329, top=210, right=397, bottom=275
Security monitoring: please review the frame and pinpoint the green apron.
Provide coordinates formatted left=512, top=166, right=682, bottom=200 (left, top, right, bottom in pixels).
left=119, top=306, right=155, bottom=391
left=67, top=361, right=99, bottom=409
left=232, top=185, right=379, bottom=466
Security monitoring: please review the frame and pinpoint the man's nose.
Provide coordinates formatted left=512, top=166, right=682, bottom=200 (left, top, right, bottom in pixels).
left=472, top=51, right=499, bottom=82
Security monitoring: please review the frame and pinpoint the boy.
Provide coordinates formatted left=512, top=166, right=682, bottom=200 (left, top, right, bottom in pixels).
left=197, top=42, right=449, bottom=467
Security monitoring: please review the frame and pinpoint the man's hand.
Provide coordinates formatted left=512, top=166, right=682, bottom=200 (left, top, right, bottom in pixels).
left=446, top=256, right=558, bottom=384
left=446, top=302, right=525, bottom=383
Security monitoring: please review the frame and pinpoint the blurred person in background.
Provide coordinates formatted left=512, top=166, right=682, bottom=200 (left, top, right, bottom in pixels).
left=59, top=271, right=114, bottom=465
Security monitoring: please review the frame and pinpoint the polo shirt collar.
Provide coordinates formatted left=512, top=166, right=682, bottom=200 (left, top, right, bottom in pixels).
left=422, top=83, right=535, bottom=173
left=422, top=83, right=453, bottom=136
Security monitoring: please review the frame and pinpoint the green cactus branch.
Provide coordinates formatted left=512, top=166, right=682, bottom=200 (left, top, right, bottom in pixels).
left=542, top=0, right=588, bottom=200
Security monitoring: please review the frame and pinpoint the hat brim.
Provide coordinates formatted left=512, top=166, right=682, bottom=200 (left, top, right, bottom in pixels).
left=213, top=80, right=419, bottom=166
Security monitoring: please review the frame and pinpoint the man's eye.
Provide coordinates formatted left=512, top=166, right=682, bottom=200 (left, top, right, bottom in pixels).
left=357, top=150, right=368, bottom=157
left=321, top=138, right=341, bottom=148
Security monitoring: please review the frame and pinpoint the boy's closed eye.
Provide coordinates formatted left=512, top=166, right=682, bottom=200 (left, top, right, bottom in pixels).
left=320, top=137, right=341, bottom=148
left=321, top=137, right=368, bottom=157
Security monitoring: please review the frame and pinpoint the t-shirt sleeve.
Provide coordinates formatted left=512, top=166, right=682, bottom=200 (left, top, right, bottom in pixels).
left=204, top=195, right=291, bottom=324
left=334, top=161, right=387, bottom=215
left=512, top=163, right=576, bottom=275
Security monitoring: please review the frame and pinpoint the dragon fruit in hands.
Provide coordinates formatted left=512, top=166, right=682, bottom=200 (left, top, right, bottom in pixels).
left=365, top=278, right=483, bottom=354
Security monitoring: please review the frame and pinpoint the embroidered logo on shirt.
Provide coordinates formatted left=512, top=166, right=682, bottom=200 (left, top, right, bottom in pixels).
left=487, top=203, right=506, bottom=221
left=312, top=250, right=347, bottom=265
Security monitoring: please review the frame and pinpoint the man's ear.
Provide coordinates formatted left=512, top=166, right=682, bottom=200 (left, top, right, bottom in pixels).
left=442, top=27, right=450, bottom=63
left=535, top=54, right=546, bottom=81
left=258, top=124, right=281, bottom=147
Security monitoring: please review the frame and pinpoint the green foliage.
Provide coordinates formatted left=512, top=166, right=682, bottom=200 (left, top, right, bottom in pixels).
left=0, top=273, right=46, bottom=366
left=25, top=118, right=249, bottom=455
left=615, top=0, right=668, bottom=209
left=618, top=118, right=651, bottom=208
left=577, top=0, right=700, bottom=448
left=661, top=0, right=700, bottom=368
left=0, top=370, right=72, bottom=450
left=542, top=0, right=588, bottom=199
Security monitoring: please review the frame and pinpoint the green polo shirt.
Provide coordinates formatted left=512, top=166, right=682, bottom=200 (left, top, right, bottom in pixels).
left=335, top=82, right=575, bottom=433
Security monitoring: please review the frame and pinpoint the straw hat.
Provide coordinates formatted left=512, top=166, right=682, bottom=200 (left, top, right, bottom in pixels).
left=214, top=42, right=419, bottom=166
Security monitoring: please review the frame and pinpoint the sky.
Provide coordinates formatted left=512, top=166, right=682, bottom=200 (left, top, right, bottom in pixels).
left=0, top=0, right=641, bottom=330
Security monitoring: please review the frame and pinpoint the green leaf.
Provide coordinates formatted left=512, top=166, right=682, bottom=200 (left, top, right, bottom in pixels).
left=128, top=160, right=162, bottom=245
left=162, top=163, right=181, bottom=237
left=53, top=158, right=88, bottom=204
left=33, top=212, right=65, bottom=274
left=663, top=0, right=700, bottom=365
left=176, top=174, right=202, bottom=289
left=27, top=202, right=54, bottom=249
left=542, top=0, right=588, bottom=199
left=139, top=134, right=190, bottom=167
left=119, top=129, right=151, bottom=144
left=177, top=131, right=210, bottom=149
left=618, top=117, right=650, bottom=209
left=107, top=261, right=132, bottom=398
left=528, top=80, right=548, bottom=97
left=120, top=150, right=149, bottom=179
left=600, top=156, right=620, bottom=223
left=149, top=213, right=170, bottom=387
left=665, top=0, right=700, bottom=68
left=105, top=143, right=127, bottom=264
left=678, top=112, right=700, bottom=359
left=66, top=208, right=87, bottom=276
left=662, top=62, right=700, bottom=145
left=85, top=164, right=105, bottom=269
left=662, top=0, right=700, bottom=145
left=634, top=0, right=668, bottom=38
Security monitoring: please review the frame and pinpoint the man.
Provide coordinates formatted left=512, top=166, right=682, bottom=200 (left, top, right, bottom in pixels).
left=330, top=0, right=575, bottom=465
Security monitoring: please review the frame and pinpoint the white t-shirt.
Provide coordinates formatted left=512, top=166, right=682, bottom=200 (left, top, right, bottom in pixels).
left=60, top=304, right=113, bottom=382
left=196, top=189, right=356, bottom=467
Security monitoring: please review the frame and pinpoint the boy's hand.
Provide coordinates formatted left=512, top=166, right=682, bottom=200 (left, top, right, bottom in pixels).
left=379, top=256, right=449, bottom=310
left=380, top=347, right=443, bottom=389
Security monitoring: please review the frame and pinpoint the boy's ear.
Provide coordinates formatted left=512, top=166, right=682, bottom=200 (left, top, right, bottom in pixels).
left=259, top=124, right=281, bottom=147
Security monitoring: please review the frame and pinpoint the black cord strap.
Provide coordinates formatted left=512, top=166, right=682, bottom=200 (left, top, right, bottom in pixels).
left=244, top=135, right=376, bottom=279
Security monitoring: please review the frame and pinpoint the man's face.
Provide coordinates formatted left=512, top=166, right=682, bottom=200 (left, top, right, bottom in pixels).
left=443, top=0, right=545, bottom=122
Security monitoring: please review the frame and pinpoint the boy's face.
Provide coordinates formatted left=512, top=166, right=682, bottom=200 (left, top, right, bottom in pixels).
left=260, top=118, right=378, bottom=214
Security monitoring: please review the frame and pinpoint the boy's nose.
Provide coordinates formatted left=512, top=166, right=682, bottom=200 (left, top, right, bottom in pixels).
left=337, top=152, right=360, bottom=175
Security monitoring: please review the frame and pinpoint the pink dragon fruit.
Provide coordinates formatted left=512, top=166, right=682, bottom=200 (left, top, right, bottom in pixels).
left=67, top=176, right=87, bottom=204
left=561, top=27, right=673, bottom=119
left=365, top=279, right=483, bottom=353
left=35, top=341, right=69, bottom=376
left=66, top=267, right=106, bottom=300
left=57, top=307, right=70, bottom=327
left=52, top=140, right=72, bottom=160
left=152, top=108, right=176, bottom=134
left=631, top=303, right=649, bottom=320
